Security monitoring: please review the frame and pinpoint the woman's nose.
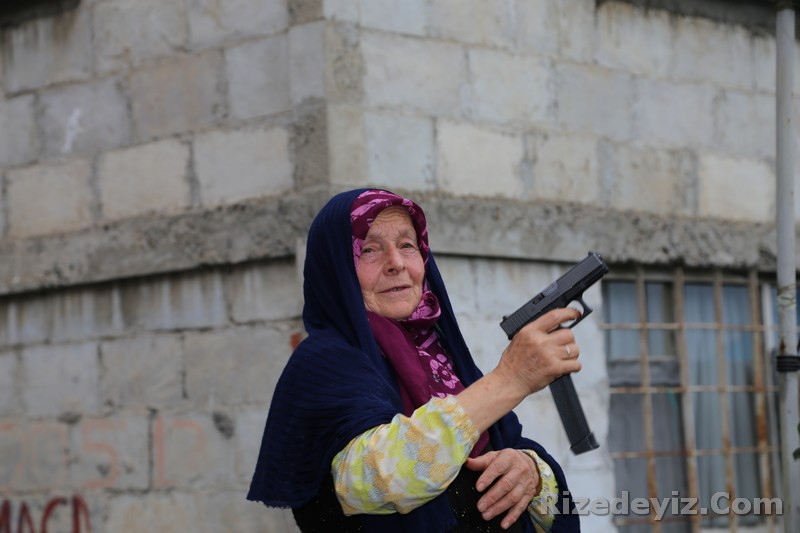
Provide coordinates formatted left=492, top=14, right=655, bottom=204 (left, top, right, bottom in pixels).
left=383, top=246, right=406, bottom=272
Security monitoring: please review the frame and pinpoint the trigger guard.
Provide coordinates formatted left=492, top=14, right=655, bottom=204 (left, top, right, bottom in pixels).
left=565, top=296, right=593, bottom=329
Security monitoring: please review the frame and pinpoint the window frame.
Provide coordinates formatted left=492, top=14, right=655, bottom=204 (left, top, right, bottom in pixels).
left=601, top=266, right=781, bottom=532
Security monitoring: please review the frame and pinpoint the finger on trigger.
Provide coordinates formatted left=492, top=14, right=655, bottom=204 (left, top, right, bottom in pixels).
left=531, top=307, right=582, bottom=332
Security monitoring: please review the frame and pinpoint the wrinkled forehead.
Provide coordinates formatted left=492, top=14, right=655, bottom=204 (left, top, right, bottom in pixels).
left=365, top=206, right=416, bottom=239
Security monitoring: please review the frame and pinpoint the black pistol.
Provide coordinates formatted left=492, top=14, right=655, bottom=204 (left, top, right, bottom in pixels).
left=500, top=251, right=609, bottom=455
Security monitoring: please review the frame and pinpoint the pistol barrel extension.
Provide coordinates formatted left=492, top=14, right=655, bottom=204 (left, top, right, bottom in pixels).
left=500, top=251, right=609, bottom=454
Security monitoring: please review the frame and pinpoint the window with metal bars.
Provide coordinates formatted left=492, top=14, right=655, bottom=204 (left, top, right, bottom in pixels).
left=601, top=268, right=783, bottom=532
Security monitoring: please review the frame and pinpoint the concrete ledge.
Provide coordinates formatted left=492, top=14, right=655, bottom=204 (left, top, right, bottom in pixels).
left=0, top=187, right=792, bottom=295
left=425, top=195, right=785, bottom=270
left=0, top=189, right=329, bottom=296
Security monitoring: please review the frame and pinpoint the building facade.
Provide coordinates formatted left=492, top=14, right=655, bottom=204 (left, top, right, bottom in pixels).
left=0, top=0, right=796, bottom=531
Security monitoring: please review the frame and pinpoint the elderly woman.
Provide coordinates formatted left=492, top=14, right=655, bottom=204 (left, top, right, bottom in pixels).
left=248, top=190, right=582, bottom=532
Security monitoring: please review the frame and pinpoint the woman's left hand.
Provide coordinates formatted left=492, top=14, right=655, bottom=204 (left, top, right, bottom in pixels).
left=465, top=448, right=540, bottom=529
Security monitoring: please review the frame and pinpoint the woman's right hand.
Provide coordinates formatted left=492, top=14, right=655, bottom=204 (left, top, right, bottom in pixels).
left=456, top=307, right=584, bottom=434
left=494, top=307, right=583, bottom=397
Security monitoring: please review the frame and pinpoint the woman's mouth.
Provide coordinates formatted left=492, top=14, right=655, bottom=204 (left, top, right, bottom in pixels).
left=383, top=286, right=410, bottom=293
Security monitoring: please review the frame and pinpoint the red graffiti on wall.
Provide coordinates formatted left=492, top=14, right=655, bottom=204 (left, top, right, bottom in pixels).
left=0, top=496, right=90, bottom=533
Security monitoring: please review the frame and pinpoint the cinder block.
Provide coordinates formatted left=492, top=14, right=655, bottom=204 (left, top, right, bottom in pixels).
left=153, top=412, right=238, bottom=489
left=447, top=312, right=505, bottom=377
left=290, top=22, right=326, bottom=105
left=107, top=493, right=203, bottom=532
left=473, top=260, right=561, bottom=319
left=430, top=256, right=478, bottom=314
left=205, top=491, right=301, bottom=532
left=70, top=415, right=149, bottom=490
left=98, top=139, right=190, bottom=221
left=698, top=155, right=774, bottom=222
left=670, top=17, right=753, bottom=90
left=0, top=421, right=70, bottom=491
left=0, top=350, right=19, bottom=416
left=107, top=492, right=297, bottom=533
left=715, top=90, right=774, bottom=159
left=595, top=2, right=671, bottom=77
left=323, top=0, right=359, bottom=22
left=130, top=52, right=224, bottom=141
left=0, top=95, right=38, bottom=166
left=558, top=460, right=615, bottom=502
left=364, top=110, right=434, bottom=189
left=527, top=131, right=600, bottom=204
left=515, top=393, right=567, bottom=459
left=226, top=259, right=302, bottom=323
left=50, top=285, right=125, bottom=343
left=22, top=342, right=99, bottom=417
left=187, top=0, right=289, bottom=49
left=100, top=334, right=184, bottom=410
left=117, top=270, right=228, bottom=331
left=327, top=104, right=368, bottom=186
left=325, top=21, right=364, bottom=104
left=555, top=0, right=598, bottom=63
left=361, top=32, right=466, bottom=116
left=360, top=0, right=426, bottom=35
left=93, top=0, right=188, bottom=74
left=6, top=158, right=93, bottom=238
left=428, top=0, right=513, bottom=47
left=556, top=64, right=635, bottom=141
left=289, top=0, right=324, bottom=25
left=234, top=407, right=268, bottom=484
left=606, top=144, right=694, bottom=216
left=194, top=126, right=293, bottom=206
left=0, top=175, right=4, bottom=238
left=2, top=10, right=93, bottom=93
left=294, top=105, right=331, bottom=187
left=467, top=48, right=554, bottom=126
left=752, top=36, right=775, bottom=93
left=635, top=78, right=715, bottom=149
left=436, top=121, right=525, bottom=198
left=39, top=77, right=131, bottom=157
left=515, top=0, right=558, bottom=55
left=225, top=34, right=291, bottom=121
left=0, top=299, right=50, bottom=346
left=184, top=325, right=294, bottom=406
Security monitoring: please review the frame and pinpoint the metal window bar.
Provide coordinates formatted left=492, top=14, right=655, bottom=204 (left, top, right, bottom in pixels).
left=602, top=268, right=779, bottom=532
left=636, top=267, right=660, bottom=532
left=675, top=267, right=701, bottom=533
left=750, top=271, right=776, bottom=533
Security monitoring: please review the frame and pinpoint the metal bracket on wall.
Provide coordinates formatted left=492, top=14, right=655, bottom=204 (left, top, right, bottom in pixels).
left=776, top=355, right=800, bottom=372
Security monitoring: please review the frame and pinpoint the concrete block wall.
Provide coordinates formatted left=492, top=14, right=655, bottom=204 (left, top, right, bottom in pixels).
left=0, top=0, right=797, bottom=531
left=0, top=0, right=315, bottom=244
left=0, top=260, right=302, bottom=532
left=323, top=0, right=795, bottom=223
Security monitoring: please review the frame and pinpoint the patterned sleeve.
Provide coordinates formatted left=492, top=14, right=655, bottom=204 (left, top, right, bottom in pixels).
left=331, top=395, right=480, bottom=515
left=520, top=450, right=559, bottom=532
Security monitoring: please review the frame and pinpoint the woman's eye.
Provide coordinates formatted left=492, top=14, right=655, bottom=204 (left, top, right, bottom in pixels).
left=400, top=242, right=416, bottom=249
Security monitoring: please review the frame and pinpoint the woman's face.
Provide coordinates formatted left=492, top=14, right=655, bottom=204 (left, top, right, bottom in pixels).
left=356, top=206, right=425, bottom=320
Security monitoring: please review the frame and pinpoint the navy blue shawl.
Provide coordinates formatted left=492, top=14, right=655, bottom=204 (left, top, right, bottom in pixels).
left=247, top=189, right=579, bottom=532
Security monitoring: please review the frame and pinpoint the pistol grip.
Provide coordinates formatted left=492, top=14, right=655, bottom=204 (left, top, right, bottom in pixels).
left=550, top=374, right=599, bottom=454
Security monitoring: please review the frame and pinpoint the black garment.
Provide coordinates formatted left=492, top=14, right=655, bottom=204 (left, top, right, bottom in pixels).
left=292, top=467, right=526, bottom=533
